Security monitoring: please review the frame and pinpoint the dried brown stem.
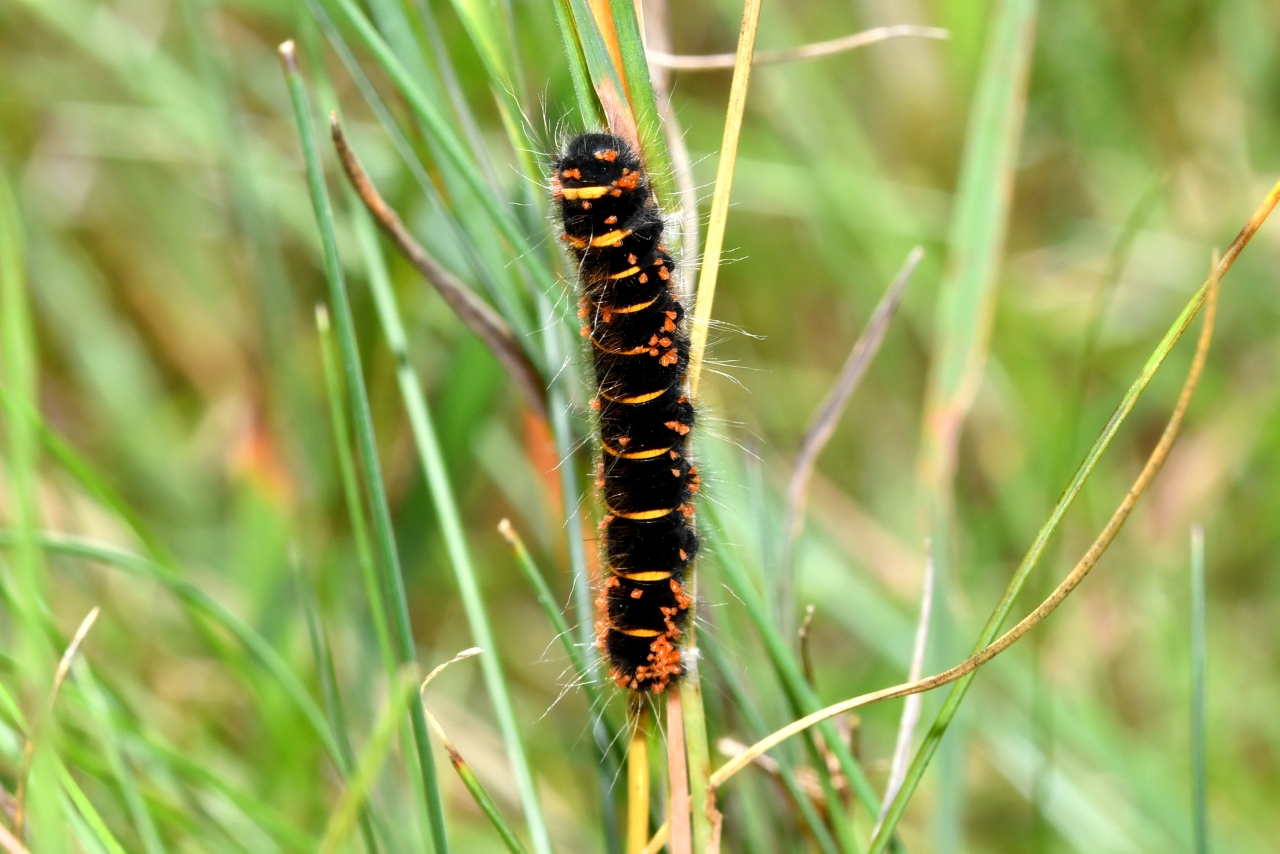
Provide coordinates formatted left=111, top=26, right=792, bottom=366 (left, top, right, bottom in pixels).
left=329, top=115, right=547, bottom=419
left=666, top=687, right=692, bottom=854
left=648, top=24, right=950, bottom=71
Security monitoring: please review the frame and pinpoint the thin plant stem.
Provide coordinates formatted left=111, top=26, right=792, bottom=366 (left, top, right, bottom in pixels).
left=648, top=24, right=949, bottom=71
left=686, top=0, right=762, bottom=400
left=666, top=688, right=691, bottom=854
left=278, top=42, right=449, bottom=854
left=1190, top=524, right=1210, bottom=854
left=627, top=705, right=651, bottom=854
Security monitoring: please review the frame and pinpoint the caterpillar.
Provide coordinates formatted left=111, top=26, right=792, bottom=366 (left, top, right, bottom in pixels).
left=551, top=132, right=700, bottom=693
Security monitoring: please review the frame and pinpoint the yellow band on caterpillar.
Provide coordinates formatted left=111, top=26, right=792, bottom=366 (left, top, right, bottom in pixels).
left=591, top=229, right=631, bottom=247
left=590, top=339, right=650, bottom=356
left=600, top=388, right=667, bottom=405
left=562, top=185, right=611, bottom=200
left=611, top=296, right=658, bottom=314
left=613, top=570, right=673, bottom=582
left=608, top=266, right=640, bottom=279
left=615, top=627, right=662, bottom=638
left=601, top=441, right=675, bottom=460
left=608, top=506, right=676, bottom=521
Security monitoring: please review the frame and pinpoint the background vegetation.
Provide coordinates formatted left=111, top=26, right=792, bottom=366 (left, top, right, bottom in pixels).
left=1, top=0, right=1278, bottom=851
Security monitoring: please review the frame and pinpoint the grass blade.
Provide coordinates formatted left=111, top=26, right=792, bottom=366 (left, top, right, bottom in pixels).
left=350, top=197, right=552, bottom=854
left=278, top=43, right=450, bottom=852
left=424, top=708, right=531, bottom=854
left=685, top=0, right=762, bottom=401
left=319, top=669, right=419, bottom=854
left=1190, top=524, right=1210, bottom=854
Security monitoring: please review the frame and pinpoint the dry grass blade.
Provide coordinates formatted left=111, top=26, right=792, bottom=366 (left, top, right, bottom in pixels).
left=328, top=114, right=547, bottom=419
left=873, top=545, right=935, bottom=835
left=666, top=687, right=691, bottom=854
left=14, top=606, right=100, bottom=838
left=0, top=822, right=30, bottom=854
left=627, top=705, right=651, bottom=854
left=648, top=24, right=950, bottom=71
left=642, top=263, right=1220, bottom=852
left=782, top=246, right=923, bottom=608
left=686, top=0, right=763, bottom=400
left=642, top=0, right=701, bottom=282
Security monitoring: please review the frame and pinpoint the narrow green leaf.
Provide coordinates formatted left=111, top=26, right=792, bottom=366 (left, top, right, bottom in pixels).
left=320, top=670, right=419, bottom=854
left=278, top=43, right=450, bottom=854
left=351, top=203, right=552, bottom=854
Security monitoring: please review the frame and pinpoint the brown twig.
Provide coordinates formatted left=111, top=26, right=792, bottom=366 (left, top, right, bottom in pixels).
left=329, top=114, right=547, bottom=420
left=648, top=24, right=950, bottom=71
left=781, top=248, right=923, bottom=618
left=665, top=687, right=692, bottom=854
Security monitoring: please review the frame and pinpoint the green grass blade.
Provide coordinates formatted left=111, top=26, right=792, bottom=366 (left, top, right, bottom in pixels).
left=1, top=534, right=340, bottom=759
left=906, top=0, right=1038, bottom=847
left=351, top=203, right=552, bottom=854
left=279, top=43, right=450, bottom=854
left=1190, top=524, right=1209, bottom=854
left=426, top=709, right=532, bottom=854
left=295, top=561, right=383, bottom=854
left=59, top=764, right=129, bottom=854
left=320, top=669, right=419, bottom=854
left=605, top=0, right=676, bottom=196
left=868, top=180, right=1280, bottom=852
left=499, top=519, right=622, bottom=854
left=72, top=666, right=165, bottom=854
left=700, top=634, right=841, bottom=854
left=704, top=503, right=874, bottom=851
left=551, top=0, right=604, bottom=126
left=315, top=306, right=398, bottom=680
left=562, top=0, right=627, bottom=111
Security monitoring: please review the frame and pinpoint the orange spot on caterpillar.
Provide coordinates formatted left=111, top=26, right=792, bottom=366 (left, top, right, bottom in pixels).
left=670, top=579, right=692, bottom=610
left=659, top=350, right=679, bottom=367
left=605, top=215, right=617, bottom=224
left=602, top=310, right=613, bottom=323
left=658, top=267, right=671, bottom=280
left=669, top=450, right=679, bottom=460
left=613, top=169, right=640, bottom=190
left=678, top=549, right=688, bottom=561
left=638, top=273, right=648, bottom=284
left=630, top=588, right=643, bottom=599
left=581, top=201, right=591, bottom=210
left=664, top=421, right=691, bottom=436
left=595, top=149, right=619, bottom=162
left=589, top=397, right=601, bottom=410
left=680, top=503, right=695, bottom=517
left=580, top=325, right=590, bottom=337
left=610, top=188, right=622, bottom=197
left=617, top=436, right=631, bottom=446
left=598, top=513, right=614, bottom=530
left=562, top=168, right=581, bottom=179
left=677, top=394, right=688, bottom=404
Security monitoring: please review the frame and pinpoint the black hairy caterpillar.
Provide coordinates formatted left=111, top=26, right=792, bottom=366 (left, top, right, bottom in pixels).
left=551, top=132, right=700, bottom=693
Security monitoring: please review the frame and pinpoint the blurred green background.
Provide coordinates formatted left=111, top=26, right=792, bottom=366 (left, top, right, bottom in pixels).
left=1, top=0, right=1279, bottom=851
